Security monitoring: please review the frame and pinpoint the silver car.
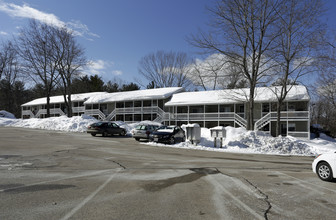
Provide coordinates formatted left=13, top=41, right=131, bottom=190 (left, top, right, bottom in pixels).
left=132, top=124, right=159, bottom=141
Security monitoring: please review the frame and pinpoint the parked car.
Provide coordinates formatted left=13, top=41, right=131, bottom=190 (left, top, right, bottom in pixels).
left=87, top=121, right=126, bottom=137
left=132, top=124, right=160, bottom=141
left=312, top=152, right=336, bottom=181
left=149, top=125, right=185, bottom=144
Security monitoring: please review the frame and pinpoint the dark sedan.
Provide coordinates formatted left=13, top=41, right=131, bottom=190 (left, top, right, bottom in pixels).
left=87, top=121, right=126, bottom=137
left=149, top=125, right=185, bottom=144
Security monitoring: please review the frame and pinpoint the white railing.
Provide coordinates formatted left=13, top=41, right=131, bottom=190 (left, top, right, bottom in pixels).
left=254, top=113, right=271, bottom=130
left=84, top=109, right=105, bottom=120
left=162, top=112, right=247, bottom=128
left=153, top=116, right=162, bottom=123
left=72, top=106, right=85, bottom=113
left=272, top=111, right=309, bottom=119
left=105, top=109, right=116, bottom=121
left=254, top=111, right=309, bottom=131
left=234, top=113, right=247, bottom=128
left=35, top=108, right=65, bottom=118
left=84, top=106, right=167, bottom=122
left=51, top=108, right=66, bottom=116
left=22, top=110, right=34, bottom=118
left=115, top=106, right=161, bottom=114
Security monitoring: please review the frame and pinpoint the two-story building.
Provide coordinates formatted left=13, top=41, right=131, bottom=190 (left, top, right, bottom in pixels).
left=21, top=85, right=310, bottom=138
left=83, top=87, right=184, bottom=122
left=164, top=85, right=310, bottom=139
left=21, top=92, right=107, bottom=119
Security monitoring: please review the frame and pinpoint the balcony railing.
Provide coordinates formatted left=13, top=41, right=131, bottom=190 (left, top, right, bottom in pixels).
left=22, top=110, right=34, bottom=118
left=163, top=112, right=247, bottom=128
left=115, top=106, right=161, bottom=114
left=163, top=112, right=243, bottom=121
left=72, top=106, right=85, bottom=113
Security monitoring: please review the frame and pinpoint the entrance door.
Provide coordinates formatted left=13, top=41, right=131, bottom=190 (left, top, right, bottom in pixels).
left=281, top=123, right=287, bottom=136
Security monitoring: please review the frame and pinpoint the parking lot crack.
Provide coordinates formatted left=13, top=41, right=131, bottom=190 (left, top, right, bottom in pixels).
left=111, top=160, right=126, bottom=169
left=244, top=178, right=272, bottom=220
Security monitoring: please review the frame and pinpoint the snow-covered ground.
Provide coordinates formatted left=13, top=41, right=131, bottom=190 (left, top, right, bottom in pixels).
left=0, top=113, right=335, bottom=156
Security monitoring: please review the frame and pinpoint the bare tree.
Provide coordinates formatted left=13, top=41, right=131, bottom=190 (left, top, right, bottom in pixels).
left=53, top=26, right=87, bottom=117
left=0, top=41, right=19, bottom=82
left=189, top=54, right=246, bottom=90
left=189, top=0, right=281, bottom=130
left=0, top=41, right=21, bottom=114
left=271, top=0, right=324, bottom=136
left=138, top=50, right=193, bottom=89
left=16, top=19, right=59, bottom=117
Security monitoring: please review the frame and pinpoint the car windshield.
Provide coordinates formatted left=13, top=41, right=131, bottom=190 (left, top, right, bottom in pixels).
left=135, top=125, right=148, bottom=130
left=91, top=122, right=104, bottom=127
left=156, top=125, right=174, bottom=131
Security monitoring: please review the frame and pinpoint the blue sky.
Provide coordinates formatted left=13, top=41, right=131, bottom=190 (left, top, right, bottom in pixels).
left=0, top=0, right=213, bottom=87
left=1, top=0, right=336, bottom=88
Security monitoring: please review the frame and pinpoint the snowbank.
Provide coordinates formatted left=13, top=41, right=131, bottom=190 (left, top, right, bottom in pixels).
left=0, top=115, right=335, bottom=156
left=147, top=126, right=320, bottom=156
left=0, top=115, right=99, bottom=132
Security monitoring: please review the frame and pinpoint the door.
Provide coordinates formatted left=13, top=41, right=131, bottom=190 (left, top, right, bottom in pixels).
left=281, top=123, right=287, bottom=136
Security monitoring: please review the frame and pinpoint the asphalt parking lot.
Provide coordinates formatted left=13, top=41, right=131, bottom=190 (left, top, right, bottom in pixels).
left=1, top=127, right=336, bottom=220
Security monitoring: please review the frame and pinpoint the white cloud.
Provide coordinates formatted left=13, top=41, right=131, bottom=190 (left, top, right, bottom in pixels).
left=0, top=1, right=99, bottom=39
left=0, top=31, right=8, bottom=35
left=112, top=70, right=123, bottom=76
left=82, top=60, right=124, bottom=81
left=85, top=60, right=111, bottom=75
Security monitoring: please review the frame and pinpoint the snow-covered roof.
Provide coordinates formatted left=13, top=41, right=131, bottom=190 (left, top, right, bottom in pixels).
left=84, top=87, right=184, bottom=104
left=21, top=92, right=107, bottom=107
left=165, top=85, right=310, bottom=106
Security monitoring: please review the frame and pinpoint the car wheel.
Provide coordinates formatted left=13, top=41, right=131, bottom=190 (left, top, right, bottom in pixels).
left=182, top=136, right=186, bottom=142
left=170, top=137, right=175, bottom=145
left=120, top=130, right=126, bottom=136
left=135, top=138, right=140, bottom=141
left=91, top=133, right=96, bottom=137
left=317, top=162, right=333, bottom=181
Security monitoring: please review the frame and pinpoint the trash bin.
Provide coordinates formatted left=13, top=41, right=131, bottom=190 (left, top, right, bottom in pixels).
left=210, top=126, right=226, bottom=148
left=185, top=123, right=201, bottom=144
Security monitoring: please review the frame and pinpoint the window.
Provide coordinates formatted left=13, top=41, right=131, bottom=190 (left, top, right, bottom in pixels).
left=143, top=100, right=151, bottom=107
left=116, top=102, right=124, bottom=108
left=134, top=101, right=142, bottom=107
left=125, top=102, right=133, bottom=108
left=262, top=103, right=270, bottom=112
left=288, top=123, right=296, bottom=131
left=288, top=105, right=295, bottom=111
left=153, top=100, right=157, bottom=106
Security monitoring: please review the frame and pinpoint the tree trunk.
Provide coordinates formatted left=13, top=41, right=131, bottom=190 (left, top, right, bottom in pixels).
left=276, top=101, right=282, bottom=136
left=67, top=93, right=72, bottom=117
left=46, top=95, right=50, bottom=118
left=248, top=87, right=255, bottom=130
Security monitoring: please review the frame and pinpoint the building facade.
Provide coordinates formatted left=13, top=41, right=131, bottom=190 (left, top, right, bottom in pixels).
left=21, top=85, right=310, bottom=139
left=21, top=92, right=107, bottom=119
left=164, top=86, right=310, bottom=139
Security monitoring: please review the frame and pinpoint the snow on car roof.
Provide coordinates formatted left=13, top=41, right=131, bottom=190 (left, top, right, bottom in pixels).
left=165, top=85, right=310, bottom=106
left=21, top=92, right=107, bottom=106
left=84, top=87, right=184, bottom=104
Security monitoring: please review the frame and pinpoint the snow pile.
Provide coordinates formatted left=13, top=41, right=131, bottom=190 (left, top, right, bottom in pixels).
left=225, top=130, right=313, bottom=155
left=0, top=110, right=16, bottom=119
left=0, top=115, right=99, bottom=132
left=0, top=115, right=335, bottom=156
left=150, top=126, right=316, bottom=156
